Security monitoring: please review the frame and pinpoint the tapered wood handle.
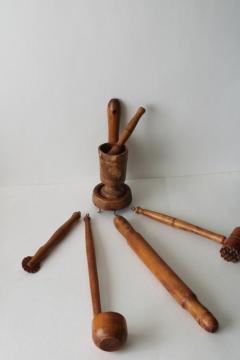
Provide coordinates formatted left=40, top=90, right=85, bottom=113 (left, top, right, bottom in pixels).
left=84, top=214, right=101, bottom=316
left=114, top=215, right=218, bottom=333
left=28, top=211, right=81, bottom=267
left=108, top=99, right=121, bottom=143
left=108, top=106, right=146, bottom=155
left=132, top=207, right=226, bottom=244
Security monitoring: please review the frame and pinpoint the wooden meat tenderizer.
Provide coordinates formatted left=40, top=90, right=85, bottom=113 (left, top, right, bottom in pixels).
left=84, top=214, right=128, bottom=351
left=22, top=211, right=81, bottom=273
left=108, top=106, right=146, bottom=155
left=108, top=98, right=121, bottom=143
left=132, top=206, right=240, bottom=263
left=114, top=215, right=218, bottom=333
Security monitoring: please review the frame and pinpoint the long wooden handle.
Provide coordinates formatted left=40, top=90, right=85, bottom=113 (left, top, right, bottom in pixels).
left=132, top=206, right=226, bottom=244
left=28, top=211, right=81, bottom=267
left=108, top=106, right=146, bottom=155
left=108, top=98, right=121, bottom=143
left=84, top=214, right=101, bottom=316
left=114, top=215, right=218, bottom=333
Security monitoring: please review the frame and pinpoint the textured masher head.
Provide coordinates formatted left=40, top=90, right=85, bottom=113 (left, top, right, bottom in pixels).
left=22, top=256, right=41, bottom=273
left=220, top=227, right=240, bottom=262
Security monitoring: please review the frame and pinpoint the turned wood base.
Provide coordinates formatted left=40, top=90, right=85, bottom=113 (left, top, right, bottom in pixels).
left=92, top=183, right=132, bottom=210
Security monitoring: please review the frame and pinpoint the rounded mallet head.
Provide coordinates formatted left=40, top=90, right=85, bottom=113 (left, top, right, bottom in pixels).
left=92, top=311, right=128, bottom=352
left=220, top=227, right=240, bottom=262
left=22, top=256, right=41, bottom=273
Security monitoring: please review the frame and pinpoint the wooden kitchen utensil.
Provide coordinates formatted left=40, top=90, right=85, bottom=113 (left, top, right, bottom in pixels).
left=108, top=98, right=121, bottom=144
left=22, top=211, right=81, bottom=273
left=92, top=143, right=132, bottom=210
left=92, top=101, right=145, bottom=211
left=114, top=215, right=219, bottom=333
left=84, top=214, right=128, bottom=351
left=132, top=206, right=240, bottom=263
left=108, top=106, right=145, bottom=155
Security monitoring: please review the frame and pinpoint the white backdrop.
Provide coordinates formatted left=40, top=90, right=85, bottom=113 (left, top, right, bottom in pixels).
left=1, top=2, right=240, bottom=360
left=1, top=0, right=240, bottom=186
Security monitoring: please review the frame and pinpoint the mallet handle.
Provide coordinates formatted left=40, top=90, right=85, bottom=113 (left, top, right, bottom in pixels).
left=108, top=106, right=145, bottom=155
left=108, top=99, right=121, bottom=144
left=114, top=215, right=218, bottom=333
left=27, top=211, right=81, bottom=268
left=84, top=214, right=102, bottom=316
left=133, top=207, right=226, bottom=244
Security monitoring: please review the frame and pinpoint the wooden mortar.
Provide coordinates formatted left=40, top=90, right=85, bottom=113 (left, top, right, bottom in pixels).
left=92, top=143, right=132, bottom=210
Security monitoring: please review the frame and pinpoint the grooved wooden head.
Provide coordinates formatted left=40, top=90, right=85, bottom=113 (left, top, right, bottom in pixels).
left=220, top=227, right=240, bottom=262
left=22, top=256, right=41, bottom=273
left=92, top=312, right=128, bottom=351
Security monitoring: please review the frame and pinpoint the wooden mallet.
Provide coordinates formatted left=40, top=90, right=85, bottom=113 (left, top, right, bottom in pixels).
left=22, top=211, right=81, bottom=273
left=132, top=206, right=240, bottom=263
left=114, top=215, right=219, bottom=333
left=84, top=214, right=128, bottom=351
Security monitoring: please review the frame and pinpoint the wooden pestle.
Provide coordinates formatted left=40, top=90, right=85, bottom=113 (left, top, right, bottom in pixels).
left=84, top=214, right=128, bottom=352
left=132, top=206, right=240, bottom=263
left=114, top=215, right=219, bottom=333
left=108, top=99, right=121, bottom=143
left=108, top=106, right=146, bottom=155
left=22, top=211, right=81, bottom=273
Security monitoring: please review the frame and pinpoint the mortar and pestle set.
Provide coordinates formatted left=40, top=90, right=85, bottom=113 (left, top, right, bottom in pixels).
left=22, top=99, right=240, bottom=352
left=92, top=99, right=145, bottom=211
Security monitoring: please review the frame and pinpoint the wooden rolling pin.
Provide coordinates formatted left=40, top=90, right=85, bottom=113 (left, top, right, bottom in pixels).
left=132, top=206, right=240, bottom=263
left=108, top=99, right=121, bottom=143
left=108, top=106, right=146, bottom=155
left=114, top=215, right=218, bottom=333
